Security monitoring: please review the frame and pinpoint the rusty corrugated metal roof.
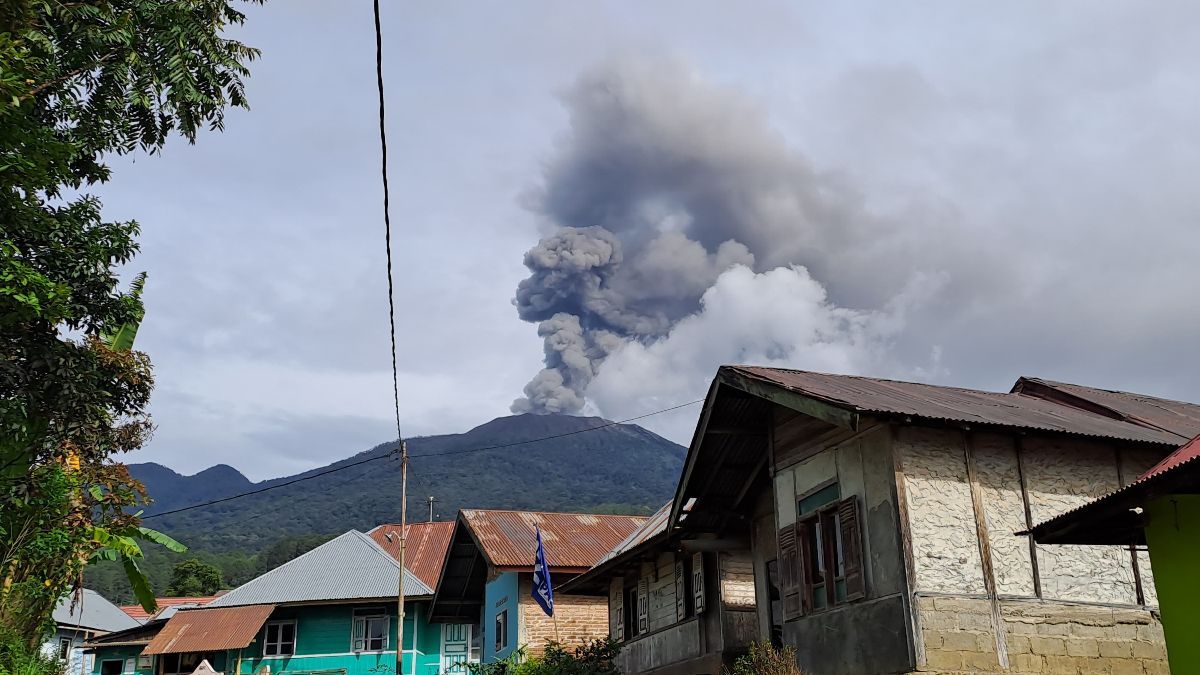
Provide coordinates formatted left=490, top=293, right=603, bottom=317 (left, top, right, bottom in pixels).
left=1029, top=434, right=1200, bottom=545
left=368, top=521, right=455, bottom=590
left=732, top=366, right=1185, bottom=446
left=143, top=605, right=275, bottom=655
left=597, top=502, right=671, bottom=565
left=1014, top=377, right=1200, bottom=441
left=120, top=595, right=219, bottom=622
left=461, top=509, right=647, bottom=569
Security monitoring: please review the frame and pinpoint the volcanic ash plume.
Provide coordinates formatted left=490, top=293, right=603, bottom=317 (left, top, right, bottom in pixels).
left=511, top=57, right=929, bottom=415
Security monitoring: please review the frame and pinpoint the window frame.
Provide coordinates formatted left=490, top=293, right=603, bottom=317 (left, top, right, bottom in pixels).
left=57, top=637, right=72, bottom=661
left=351, top=611, right=389, bottom=653
left=494, top=609, right=508, bottom=652
left=780, top=486, right=865, bottom=621
left=262, top=619, right=297, bottom=657
left=99, top=659, right=123, bottom=675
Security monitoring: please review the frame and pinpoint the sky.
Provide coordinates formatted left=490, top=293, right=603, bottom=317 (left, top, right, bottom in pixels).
left=96, top=1, right=1200, bottom=480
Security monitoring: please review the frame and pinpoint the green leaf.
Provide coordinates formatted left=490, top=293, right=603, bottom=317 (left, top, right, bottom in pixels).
left=138, top=526, right=187, bottom=553
left=123, top=556, right=157, bottom=613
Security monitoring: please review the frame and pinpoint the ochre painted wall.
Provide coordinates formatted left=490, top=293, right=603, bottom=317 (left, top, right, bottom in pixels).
left=1145, top=494, right=1200, bottom=673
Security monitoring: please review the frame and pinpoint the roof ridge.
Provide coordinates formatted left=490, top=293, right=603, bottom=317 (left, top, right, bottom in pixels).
left=462, top=508, right=649, bottom=520
left=734, top=365, right=1012, bottom=397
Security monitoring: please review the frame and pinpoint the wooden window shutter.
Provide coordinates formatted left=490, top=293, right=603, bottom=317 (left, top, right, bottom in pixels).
left=615, top=597, right=624, bottom=641
left=797, top=521, right=815, bottom=615
left=674, top=560, right=687, bottom=621
left=839, top=496, right=866, bottom=601
left=637, top=576, right=650, bottom=634
left=778, top=524, right=802, bottom=621
left=692, top=552, right=706, bottom=614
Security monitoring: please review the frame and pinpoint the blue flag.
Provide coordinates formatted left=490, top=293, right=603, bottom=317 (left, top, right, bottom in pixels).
left=531, top=527, right=555, bottom=617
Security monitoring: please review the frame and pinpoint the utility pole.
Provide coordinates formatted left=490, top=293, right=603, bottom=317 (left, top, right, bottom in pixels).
left=427, top=496, right=436, bottom=523
left=395, top=440, right=408, bottom=674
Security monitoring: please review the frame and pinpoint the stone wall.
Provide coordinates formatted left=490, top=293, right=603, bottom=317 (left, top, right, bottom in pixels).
left=916, top=596, right=1168, bottom=674
left=517, top=576, right=609, bottom=658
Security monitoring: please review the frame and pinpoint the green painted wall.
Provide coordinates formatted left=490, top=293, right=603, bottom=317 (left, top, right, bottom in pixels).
left=90, top=646, right=227, bottom=675
left=1145, top=495, right=1200, bottom=674
left=236, top=601, right=444, bottom=675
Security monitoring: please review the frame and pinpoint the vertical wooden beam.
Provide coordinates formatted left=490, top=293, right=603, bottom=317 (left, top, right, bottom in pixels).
left=1014, top=436, right=1042, bottom=599
left=963, top=432, right=1010, bottom=670
left=1114, top=446, right=1146, bottom=606
left=889, top=425, right=925, bottom=669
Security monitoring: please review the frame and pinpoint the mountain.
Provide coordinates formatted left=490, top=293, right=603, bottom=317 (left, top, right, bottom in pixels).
left=129, top=413, right=687, bottom=554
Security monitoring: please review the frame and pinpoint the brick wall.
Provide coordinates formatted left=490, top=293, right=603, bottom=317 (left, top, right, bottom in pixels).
left=517, top=576, right=609, bottom=658
left=916, top=596, right=1168, bottom=674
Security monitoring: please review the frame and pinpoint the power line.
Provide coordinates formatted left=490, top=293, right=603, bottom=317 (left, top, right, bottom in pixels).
left=140, top=400, right=703, bottom=520
left=373, top=0, right=403, bottom=451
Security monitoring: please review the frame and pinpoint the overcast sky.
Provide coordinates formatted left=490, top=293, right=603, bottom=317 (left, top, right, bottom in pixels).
left=98, top=1, right=1200, bottom=480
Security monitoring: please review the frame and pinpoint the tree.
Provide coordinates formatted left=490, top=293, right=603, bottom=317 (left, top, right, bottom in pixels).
left=0, top=0, right=261, bottom=651
left=167, top=559, right=223, bottom=597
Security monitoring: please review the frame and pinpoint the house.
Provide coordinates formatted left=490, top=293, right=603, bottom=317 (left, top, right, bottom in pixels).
left=87, top=526, right=467, bottom=675
left=428, top=509, right=647, bottom=663
left=1030, top=432, right=1200, bottom=673
left=46, top=588, right=140, bottom=675
left=118, top=596, right=220, bottom=623
left=629, top=366, right=1194, bottom=674
left=559, top=502, right=757, bottom=675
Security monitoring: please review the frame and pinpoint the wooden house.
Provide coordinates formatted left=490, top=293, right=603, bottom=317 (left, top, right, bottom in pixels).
left=576, top=366, right=1196, bottom=674
left=560, top=503, right=757, bottom=675
left=428, top=509, right=646, bottom=663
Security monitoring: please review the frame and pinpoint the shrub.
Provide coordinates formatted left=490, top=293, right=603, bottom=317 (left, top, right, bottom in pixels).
left=727, top=642, right=802, bottom=675
left=0, top=625, right=64, bottom=675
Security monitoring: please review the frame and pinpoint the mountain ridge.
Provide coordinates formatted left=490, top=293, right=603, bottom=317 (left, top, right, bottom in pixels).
left=129, top=413, right=686, bottom=552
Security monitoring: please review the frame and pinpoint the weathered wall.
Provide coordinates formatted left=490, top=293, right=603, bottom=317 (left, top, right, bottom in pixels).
left=517, top=576, right=608, bottom=658
left=1022, top=436, right=1138, bottom=605
left=783, top=594, right=913, bottom=675
left=645, top=554, right=679, bottom=632
left=895, top=428, right=1160, bottom=607
left=896, top=427, right=986, bottom=594
left=972, top=432, right=1036, bottom=597
left=916, top=596, right=1167, bottom=674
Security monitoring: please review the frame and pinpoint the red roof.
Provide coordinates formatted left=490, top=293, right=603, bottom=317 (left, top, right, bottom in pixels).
left=368, top=521, right=455, bottom=590
left=460, top=509, right=647, bottom=570
left=120, top=595, right=219, bottom=622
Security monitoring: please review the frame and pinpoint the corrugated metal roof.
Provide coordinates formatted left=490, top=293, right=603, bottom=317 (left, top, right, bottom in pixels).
left=1015, top=377, right=1200, bottom=441
left=144, top=605, right=275, bottom=655
left=84, top=619, right=168, bottom=649
left=1029, top=434, right=1200, bottom=545
left=597, top=502, right=672, bottom=566
left=120, top=596, right=219, bottom=622
left=53, top=589, right=140, bottom=632
left=461, top=509, right=647, bottom=569
left=732, top=366, right=1184, bottom=446
left=209, top=530, right=432, bottom=607
left=368, top=521, right=455, bottom=590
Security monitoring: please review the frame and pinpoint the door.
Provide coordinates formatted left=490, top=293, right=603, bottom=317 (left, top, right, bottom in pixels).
left=441, top=624, right=475, bottom=673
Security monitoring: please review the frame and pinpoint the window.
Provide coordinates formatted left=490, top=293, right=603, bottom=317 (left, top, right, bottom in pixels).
left=263, top=620, right=296, bottom=656
left=100, top=660, right=122, bottom=675
left=57, top=637, right=71, bottom=661
left=352, top=611, right=389, bottom=652
left=621, top=585, right=639, bottom=639
left=779, top=485, right=865, bottom=620
left=765, top=558, right=783, bottom=647
left=494, top=610, right=508, bottom=652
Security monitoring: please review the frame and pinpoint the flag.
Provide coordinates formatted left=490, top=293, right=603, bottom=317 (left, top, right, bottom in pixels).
left=531, top=527, right=554, bottom=617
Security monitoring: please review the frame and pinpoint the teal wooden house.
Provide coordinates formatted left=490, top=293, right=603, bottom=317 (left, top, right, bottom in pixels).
left=87, top=524, right=477, bottom=675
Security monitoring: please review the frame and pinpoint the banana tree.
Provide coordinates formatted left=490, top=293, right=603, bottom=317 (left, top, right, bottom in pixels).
left=84, top=272, right=186, bottom=612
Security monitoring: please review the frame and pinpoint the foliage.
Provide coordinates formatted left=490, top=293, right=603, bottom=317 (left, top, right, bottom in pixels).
left=462, top=640, right=621, bottom=675
left=726, top=642, right=802, bottom=675
left=0, top=624, right=62, bottom=675
left=0, top=0, right=261, bottom=658
left=166, top=558, right=223, bottom=597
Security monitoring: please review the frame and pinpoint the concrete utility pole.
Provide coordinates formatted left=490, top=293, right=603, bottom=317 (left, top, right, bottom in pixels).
left=427, top=496, right=436, bottom=523
left=395, top=440, right=408, bottom=674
